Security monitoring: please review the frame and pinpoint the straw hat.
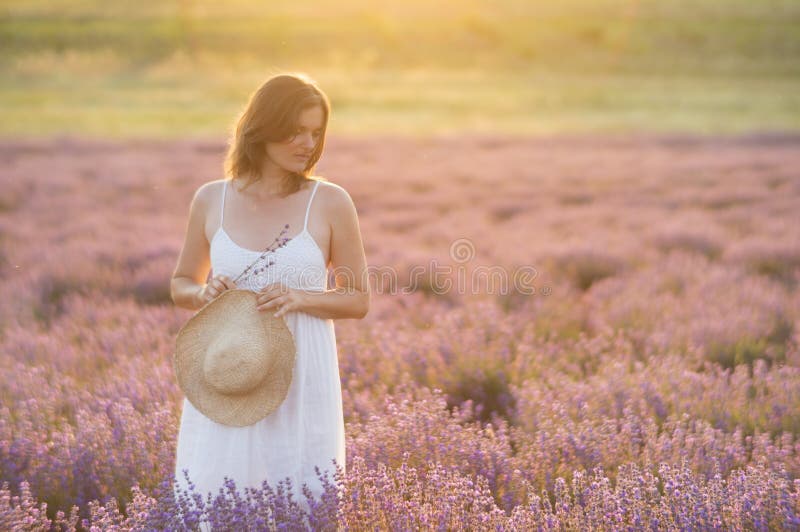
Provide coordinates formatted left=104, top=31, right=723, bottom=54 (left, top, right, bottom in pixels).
left=173, top=289, right=296, bottom=427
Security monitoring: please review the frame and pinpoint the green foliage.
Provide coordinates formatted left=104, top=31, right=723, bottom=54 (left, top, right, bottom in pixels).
left=705, top=335, right=787, bottom=371
left=0, top=0, right=799, bottom=137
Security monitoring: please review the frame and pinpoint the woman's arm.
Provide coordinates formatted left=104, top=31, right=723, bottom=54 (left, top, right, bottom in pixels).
left=170, top=183, right=213, bottom=310
left=302, top=183, right=370, bottom=319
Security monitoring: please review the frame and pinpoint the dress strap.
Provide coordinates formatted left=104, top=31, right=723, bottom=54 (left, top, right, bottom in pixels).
left=303, top=181, right=320, bottom=231
left=220, top=180, right=227, bottom=225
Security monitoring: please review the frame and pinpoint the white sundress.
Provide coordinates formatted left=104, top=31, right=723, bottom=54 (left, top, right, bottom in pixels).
left=173, top=179, right=346, bottom=522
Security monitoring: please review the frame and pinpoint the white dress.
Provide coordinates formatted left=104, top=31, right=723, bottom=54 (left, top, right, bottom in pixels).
left=173, top=179, right=346, bottom=521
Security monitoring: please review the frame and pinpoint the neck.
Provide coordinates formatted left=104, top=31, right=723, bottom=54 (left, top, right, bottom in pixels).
left=255, top=175, right=291, bottom=197
left=252, top=161, right=294, bottom=198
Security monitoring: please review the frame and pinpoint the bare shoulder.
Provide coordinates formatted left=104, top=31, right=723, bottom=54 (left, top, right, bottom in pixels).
left=201, top=179, right=226, bottom=200
left=191, top=179, right=225, bottom=214
left=183, top=180, right=225, bottom=245
left=313, top=178, right=358, bottom=217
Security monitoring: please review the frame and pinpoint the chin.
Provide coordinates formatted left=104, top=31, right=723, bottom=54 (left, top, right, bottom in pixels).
left=281, top=163, right=304, bottom=173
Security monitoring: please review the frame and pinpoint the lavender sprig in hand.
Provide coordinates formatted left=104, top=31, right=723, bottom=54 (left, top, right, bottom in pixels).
left=233, top=224, right=293, bottom=285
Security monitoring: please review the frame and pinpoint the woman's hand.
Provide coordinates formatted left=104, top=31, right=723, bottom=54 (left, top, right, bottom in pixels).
left=195, top=274, right=237, bottom=307
left=256, top=282, right=307, bottom=317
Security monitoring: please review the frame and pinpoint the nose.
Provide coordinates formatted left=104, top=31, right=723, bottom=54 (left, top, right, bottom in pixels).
left=297, top=132, right=315, bottom=150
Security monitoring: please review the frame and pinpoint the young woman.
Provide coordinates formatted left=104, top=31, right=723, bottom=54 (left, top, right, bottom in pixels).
left=170, top=73, right=369, bottom=520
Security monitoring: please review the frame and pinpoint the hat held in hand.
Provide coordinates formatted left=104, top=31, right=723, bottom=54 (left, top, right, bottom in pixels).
left=173, top=289, right=296, bottom=427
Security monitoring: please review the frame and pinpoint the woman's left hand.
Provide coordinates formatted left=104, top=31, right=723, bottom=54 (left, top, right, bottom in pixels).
left=256, top=282, right=307, bottom=317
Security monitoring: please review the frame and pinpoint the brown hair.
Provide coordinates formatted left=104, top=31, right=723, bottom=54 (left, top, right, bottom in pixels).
left=224, top=72, right=330, bottom=196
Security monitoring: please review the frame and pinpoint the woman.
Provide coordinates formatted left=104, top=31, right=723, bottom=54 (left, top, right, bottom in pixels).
left=169, top=73, right=369, bottom=521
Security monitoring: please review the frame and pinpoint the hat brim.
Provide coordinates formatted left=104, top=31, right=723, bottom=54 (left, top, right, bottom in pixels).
left=174, top=289, right=296, bottom=427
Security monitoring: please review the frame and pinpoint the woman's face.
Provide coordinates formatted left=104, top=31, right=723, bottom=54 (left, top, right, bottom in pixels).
left=265, top=104, right=325, bottom=174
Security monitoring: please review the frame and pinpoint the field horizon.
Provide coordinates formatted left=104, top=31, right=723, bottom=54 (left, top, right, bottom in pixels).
left=2, top=0, right=799, bottom=139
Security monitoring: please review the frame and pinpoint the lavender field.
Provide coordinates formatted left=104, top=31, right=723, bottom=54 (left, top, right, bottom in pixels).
left=0, top=131, right=798, bottom=529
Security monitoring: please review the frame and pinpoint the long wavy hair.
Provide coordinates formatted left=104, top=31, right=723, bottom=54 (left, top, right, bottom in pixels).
left=224, top=72, right=330, bottom=196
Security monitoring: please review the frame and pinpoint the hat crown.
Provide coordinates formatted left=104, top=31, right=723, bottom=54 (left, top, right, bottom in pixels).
left=174, top=289, right=296, bottom=426
left=203, top=330, right=274, bottom=395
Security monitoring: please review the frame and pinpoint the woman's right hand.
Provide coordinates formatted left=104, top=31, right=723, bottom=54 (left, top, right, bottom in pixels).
left=195, top=275, right=237, bottom=307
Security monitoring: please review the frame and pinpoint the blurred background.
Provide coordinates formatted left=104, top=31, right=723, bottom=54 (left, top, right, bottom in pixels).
left=2, top=0, right=799, bottom=139
left=2, top=1, right=800, bottom=529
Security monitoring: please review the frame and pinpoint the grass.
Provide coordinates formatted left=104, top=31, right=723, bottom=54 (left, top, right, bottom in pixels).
left=1, top=0, right=798, bottom=139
